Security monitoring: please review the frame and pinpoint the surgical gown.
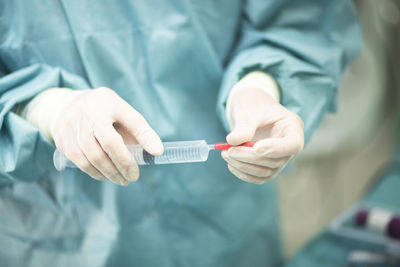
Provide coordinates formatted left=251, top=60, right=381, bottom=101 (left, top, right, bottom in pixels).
left=0, top=0, right=361, bottom=266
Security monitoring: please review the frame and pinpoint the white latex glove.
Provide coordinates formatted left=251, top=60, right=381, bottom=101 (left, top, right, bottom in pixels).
left=222, top=72, right=304, bottom=184
left=21, top=87, right=163, bottom=185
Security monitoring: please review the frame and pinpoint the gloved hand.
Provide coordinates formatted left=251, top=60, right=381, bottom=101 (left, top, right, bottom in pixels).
left=22, top=87, right=163, bottom=185
left=222, top=72, right=304, bottom=184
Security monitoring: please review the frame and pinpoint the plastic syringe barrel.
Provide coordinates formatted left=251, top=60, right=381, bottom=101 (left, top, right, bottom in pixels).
left=53, top=140, right=210, bottom=171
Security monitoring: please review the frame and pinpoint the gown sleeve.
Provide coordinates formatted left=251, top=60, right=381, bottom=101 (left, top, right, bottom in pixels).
left=217, top=0, right=362, bottom=142
left=0, top=64, right=88, bottom=185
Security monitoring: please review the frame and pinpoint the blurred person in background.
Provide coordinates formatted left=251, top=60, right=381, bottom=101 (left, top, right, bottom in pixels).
left=279, top=0, right=400, bottom=264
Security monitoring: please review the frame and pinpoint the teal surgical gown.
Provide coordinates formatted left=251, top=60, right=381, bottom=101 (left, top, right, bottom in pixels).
left=0, top=1, right=361, bottom=266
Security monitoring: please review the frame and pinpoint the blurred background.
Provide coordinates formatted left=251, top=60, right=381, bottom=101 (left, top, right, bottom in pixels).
left=279, top=0, right=400, bottom=260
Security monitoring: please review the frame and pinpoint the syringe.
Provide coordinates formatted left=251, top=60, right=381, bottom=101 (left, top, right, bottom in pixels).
left=53, top=140, right=255, bottom=171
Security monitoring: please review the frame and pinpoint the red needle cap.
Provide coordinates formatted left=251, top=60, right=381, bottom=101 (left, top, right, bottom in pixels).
left=214, top=141, right=256, bottom=151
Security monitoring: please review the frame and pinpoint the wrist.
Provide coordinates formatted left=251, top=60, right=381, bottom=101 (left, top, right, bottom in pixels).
left=226, top=71, right=280, bottom=129
left=21, top=88, right=85, bottom=141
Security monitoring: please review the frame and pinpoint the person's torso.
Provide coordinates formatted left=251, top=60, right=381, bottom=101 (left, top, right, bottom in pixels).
left=0, top=1, right=282, bottom=266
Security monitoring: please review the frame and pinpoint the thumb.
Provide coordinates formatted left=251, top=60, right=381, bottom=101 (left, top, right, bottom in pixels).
left=226, top=118, right=258, bottom=145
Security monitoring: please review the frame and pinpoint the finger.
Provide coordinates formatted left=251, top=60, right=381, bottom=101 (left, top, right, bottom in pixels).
left=93, top=122, right=140, bottom=183
left=64, top=149, right=106, bottom=181
left=253, top=136, right=304, bottom=158
left=225, top=147, right=289, bottom=169
left=227, top=164, right=271, bottom=184
left=53, top=123, right=107, bottom=181
left=114, top=103, right=163, bottom=156
left=78, top=128, right=130, bottom=185
left=226, top=120, right=258, bottom=146
left=253, top=116, right=304, bottom=158
left=222, top=152, right=275, bottom=178
left=226, top=107, right=260, bottom=146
